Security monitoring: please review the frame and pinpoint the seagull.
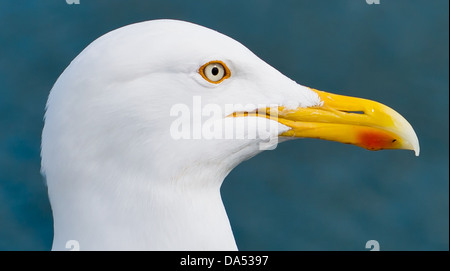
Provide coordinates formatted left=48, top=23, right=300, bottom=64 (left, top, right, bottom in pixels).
left=41, top=19, right=419, bottom=251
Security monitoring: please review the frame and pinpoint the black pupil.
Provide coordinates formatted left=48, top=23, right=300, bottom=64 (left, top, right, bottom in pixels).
left=211, top=66, right=219, bottom=76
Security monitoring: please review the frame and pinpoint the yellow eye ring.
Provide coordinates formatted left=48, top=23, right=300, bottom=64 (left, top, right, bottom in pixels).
left=199, top=60, right=231, bottom=84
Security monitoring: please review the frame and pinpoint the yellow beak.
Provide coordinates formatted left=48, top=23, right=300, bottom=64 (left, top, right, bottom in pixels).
left=236, top=88, right=420, bottom=156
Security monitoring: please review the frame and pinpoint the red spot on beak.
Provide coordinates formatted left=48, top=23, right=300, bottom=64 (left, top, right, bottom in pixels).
left=358, top=130, right=396, bottom=151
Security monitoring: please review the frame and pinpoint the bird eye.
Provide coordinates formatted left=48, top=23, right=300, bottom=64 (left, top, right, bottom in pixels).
left=199, top=61, right=230, bottom=84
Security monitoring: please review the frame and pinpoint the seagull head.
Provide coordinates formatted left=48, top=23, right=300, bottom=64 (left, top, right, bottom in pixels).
left=41, top=19, right=419, bottom=250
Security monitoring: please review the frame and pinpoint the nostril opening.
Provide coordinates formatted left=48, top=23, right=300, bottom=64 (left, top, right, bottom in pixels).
left=342, top=110, right=365, bottom=115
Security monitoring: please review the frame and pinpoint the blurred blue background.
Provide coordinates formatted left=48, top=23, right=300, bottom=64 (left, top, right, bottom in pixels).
left=0, top=0, right=448, bottom=250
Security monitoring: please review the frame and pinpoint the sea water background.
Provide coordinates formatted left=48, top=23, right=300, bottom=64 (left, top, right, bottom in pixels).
left=0, top=0, right=448, bottom=250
